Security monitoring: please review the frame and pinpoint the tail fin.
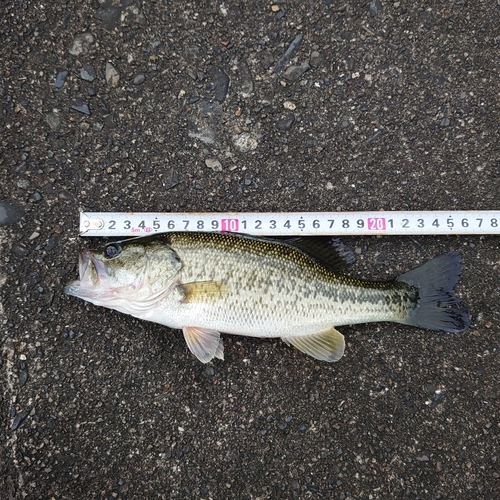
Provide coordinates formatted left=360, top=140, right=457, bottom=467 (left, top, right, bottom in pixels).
left=397, top=252, right=469, bottom=333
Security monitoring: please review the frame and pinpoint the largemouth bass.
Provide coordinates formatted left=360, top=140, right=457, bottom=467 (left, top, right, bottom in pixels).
left=64, top=233, right=469, bottom=363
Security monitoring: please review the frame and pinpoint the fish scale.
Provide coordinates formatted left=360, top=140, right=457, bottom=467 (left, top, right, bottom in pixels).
left=152, top=233, right=420, bottom=335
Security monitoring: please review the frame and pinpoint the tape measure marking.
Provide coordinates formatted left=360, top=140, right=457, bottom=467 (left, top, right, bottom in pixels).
left=79, top=211, right=500, bottom=237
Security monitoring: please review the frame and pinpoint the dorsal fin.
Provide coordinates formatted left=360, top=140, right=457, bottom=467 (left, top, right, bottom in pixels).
left=281, top=237, right=355, bottom=273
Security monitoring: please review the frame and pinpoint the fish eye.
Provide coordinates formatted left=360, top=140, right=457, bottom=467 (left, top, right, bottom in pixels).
left=104, top=243, right=122, bottom=259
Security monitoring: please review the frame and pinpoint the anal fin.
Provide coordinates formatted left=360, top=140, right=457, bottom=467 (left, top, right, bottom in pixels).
left=183, top=326, right=224, bottom=363
left=283, top=327, right=345, bottom=362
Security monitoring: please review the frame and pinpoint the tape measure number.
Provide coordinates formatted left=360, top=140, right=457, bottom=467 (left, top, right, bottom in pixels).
left=80, top=211, right=500, bottom=237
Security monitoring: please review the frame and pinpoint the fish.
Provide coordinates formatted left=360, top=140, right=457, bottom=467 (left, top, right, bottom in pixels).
left=64, top=232, right=469, bottom=363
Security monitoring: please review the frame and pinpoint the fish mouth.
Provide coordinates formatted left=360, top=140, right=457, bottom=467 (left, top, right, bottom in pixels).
left=64, top=249, right=108, bottom=299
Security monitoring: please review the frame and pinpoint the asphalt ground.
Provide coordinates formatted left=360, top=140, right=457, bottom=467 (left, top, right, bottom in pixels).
left=1, top=1, right=499, bottom=498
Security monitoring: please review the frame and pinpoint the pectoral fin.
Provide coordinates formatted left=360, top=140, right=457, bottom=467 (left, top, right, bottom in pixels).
left=283, top=327, right=345, bottom=362
left=182, top=326, right=224, bottom=363
left=179, top=281, right=228, bottom=304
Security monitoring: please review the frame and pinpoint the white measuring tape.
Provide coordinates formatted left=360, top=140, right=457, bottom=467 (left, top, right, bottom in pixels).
left=80, top=211, right=500, bottom=237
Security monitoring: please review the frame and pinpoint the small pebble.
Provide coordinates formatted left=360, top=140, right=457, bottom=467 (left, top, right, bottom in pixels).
left=44, top=234, right=59, bottom=252
left=11, top=410, right=31, bottom=431
left=71, top=101, right=91, bottom=115
left=274, top=34, right=303, bottom=74
left=164, top=168, right=179, bottom=190
left=236, top=60, right=253, bottom=97
left=283, top=61, right=310, bottom=82
left=62, top=329, right=76, bottom=339
left=149, top=40, right=162, bottom=52
left=205, top=159, right=223, bottom=172
left=59, top=190, right=74, bottom=202
left=31, top=192, right=43, bottom=203
left=80, top=65, right=96, bottom=82
left=62, top=9, right=70, bottom=28
left=45, top=113, right=61, bottom=130
left=68, top=32, right=95, bottom=56
left=12, top=243, right=30, bottom=258
left=95, top=6, right=122, bottom=30
left=104, top=114, right=117, bottom=128
left=100, top=100, right=111, bottom=113
left=133, top=74, right=145, bottom=85
left=275, top=113, right=295, bottom=131
left=17, top=178, right=30, bottom=189
left=55, top=70, right=69, bottom=89
left=0, top=200, right=25, bottom=225
left=106, top=63, right=120, bottom=87
left=209, top=66, right=230, bottom=103
left=232, top=132, right=259, bottom=152
left=369, top=0, right=383, bottom=17
left=310, top=51, right=322, bottom=68
left=440, top=118, right=450, bottom=127
left=18, top=369, right=29, bottom=388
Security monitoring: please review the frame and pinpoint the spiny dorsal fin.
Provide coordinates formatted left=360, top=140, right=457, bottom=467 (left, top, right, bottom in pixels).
left=282, top=237, right=355, bottom=273
left=179, top=281, right=229, bottom=304
left=283, top=327, right=345, bottom=362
